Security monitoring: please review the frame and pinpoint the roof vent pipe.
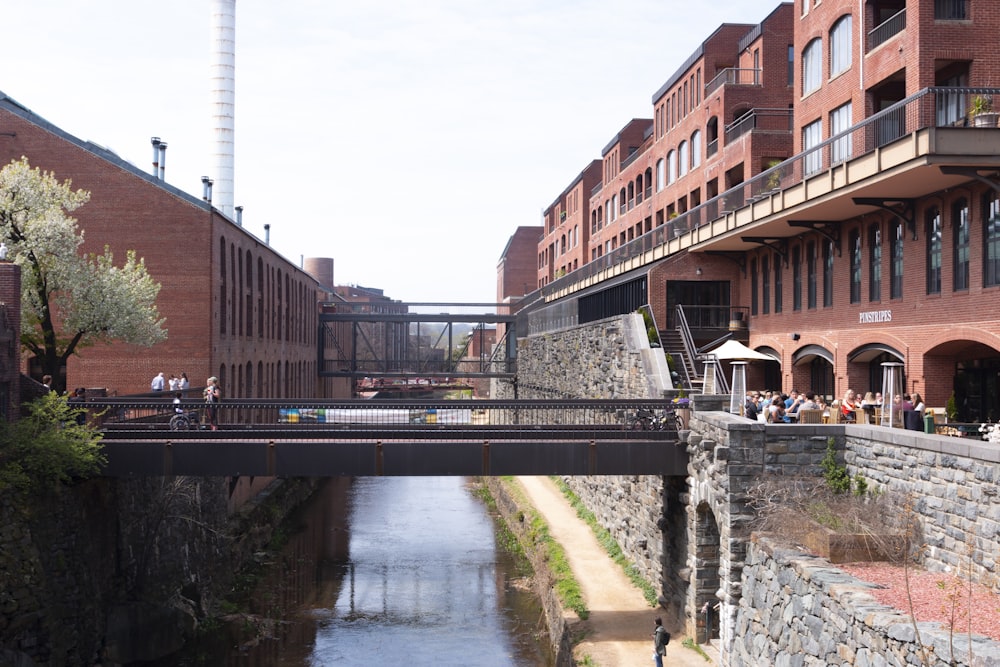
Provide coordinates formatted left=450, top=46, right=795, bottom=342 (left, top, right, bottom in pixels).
left=264, top=223, right=270, bottom=246
left=201, top=176, right=214, bottom=203
left=150, top=137, right=161, bottom=178
left=235, top=205, right=243, bottom=227
left=158, top=141, right=167, bottom=181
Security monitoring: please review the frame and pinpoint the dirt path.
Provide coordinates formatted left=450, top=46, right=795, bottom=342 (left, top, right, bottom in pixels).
left=515, top=476, right=716, bottom=667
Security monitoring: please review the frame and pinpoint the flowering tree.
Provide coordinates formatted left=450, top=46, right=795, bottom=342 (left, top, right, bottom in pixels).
left=0, top=157, right=167, bottom=390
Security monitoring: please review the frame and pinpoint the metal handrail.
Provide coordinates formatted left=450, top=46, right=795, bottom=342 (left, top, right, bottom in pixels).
left=674, top=305, right=700, bottom=389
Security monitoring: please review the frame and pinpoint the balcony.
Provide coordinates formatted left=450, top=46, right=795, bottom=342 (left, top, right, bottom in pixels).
left=867, top=8, right=905, bottom=51
left=541, top=87, right=1000, bottom=300
left=704, top=68, right=761, bottom=96
left=724, top=108, right=794, bottom=144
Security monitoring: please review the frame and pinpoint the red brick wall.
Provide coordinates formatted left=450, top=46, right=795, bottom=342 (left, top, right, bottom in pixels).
left=0, top=102, right=331, bottom=399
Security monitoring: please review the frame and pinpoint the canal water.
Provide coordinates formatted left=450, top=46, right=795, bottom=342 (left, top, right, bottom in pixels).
left=160, top=477, right=553, bottom=666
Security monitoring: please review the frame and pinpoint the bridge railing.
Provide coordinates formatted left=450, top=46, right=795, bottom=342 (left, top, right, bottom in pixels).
left=86, top=398, right=681, bottom=437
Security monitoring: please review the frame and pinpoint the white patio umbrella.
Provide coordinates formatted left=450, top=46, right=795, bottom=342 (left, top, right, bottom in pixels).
left=706, top=339, right=775, bottom=362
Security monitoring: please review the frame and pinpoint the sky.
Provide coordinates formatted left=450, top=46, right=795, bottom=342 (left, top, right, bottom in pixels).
left=2, top=0, right=778, bottom=303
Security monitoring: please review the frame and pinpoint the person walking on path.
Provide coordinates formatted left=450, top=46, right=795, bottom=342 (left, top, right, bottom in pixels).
left=653, top=616, right=670, bottom=666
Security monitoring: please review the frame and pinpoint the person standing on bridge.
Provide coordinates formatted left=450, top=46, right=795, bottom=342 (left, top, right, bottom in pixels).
left=653, top=616, right=669, bottom=666
left=204, top=376, right=220, bottom=430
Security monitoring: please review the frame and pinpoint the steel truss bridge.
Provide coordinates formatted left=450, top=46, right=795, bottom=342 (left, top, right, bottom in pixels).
left=92, top=398, right=687, bottom=477
left=318, top=302, right=517, bottom=382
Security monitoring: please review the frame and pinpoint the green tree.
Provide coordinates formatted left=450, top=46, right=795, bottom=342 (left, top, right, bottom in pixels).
left=0, top=392, right=105, bottom=496
left=0, top=158, right=167, bottom=390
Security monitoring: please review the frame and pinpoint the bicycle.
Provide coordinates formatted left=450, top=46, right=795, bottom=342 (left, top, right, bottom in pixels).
left=625, top=408, right=680, bottom=431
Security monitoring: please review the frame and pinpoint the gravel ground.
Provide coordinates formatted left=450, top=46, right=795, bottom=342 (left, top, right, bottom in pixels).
left=839, top=562, right=1000, bottom=641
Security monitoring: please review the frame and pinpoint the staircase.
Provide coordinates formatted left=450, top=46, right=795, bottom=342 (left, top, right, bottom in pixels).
left=661, top=328, right=702, bottom=393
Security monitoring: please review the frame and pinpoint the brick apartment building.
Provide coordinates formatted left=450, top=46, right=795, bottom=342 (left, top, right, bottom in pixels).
left=521, top=0, right=1000, bottom=422
left=0, top=92, right=339, bottom=400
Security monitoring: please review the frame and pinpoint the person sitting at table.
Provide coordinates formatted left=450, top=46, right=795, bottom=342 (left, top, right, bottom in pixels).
left=784, top=392, right=804, bottom=422
left=800, top=391, right=822, bottom=410
left=901, top=393, right=915, bottom=411
left=860, top=391, right=877, bottom=407
left=767, top=396, right=786, bottom=423
left=840, top=389, right=858, bottom=422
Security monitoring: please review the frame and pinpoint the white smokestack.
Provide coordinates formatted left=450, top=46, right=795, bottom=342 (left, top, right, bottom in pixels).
left=211, top=0, right=236, bottom=217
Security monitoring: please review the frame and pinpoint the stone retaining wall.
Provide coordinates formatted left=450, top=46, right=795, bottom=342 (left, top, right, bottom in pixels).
left=0, top=476, right=318, bottom=665
left=731, top=535, right=1000, bottom=667
left=483, top=477, right=574, bottom=667
left=495, top=314, right=673, bottom=606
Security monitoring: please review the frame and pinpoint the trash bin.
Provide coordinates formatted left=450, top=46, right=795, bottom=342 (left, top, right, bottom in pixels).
left=924, top=412, right=935, bottom=434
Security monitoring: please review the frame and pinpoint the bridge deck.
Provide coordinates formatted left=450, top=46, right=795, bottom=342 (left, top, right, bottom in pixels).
left=90, top=398, right=689, bottom=477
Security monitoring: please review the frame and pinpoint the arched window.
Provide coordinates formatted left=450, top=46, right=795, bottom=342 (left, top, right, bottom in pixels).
left=868, top=222, right=881, bottom=302
left=926, top=206, right=942, bottom=294
left=849, top=229, right=861, bottom=304
left=953, top=198, right=969, bottom=291
left=803, top=38, right=822, bottom=95
left=219, top=238, right=227, bottom=335
left=678, top=141, right=689, bottom=177
left=690, top=130, right=702, bottom=168
left=983, top=193, right=1000, bottom=287
left=656, top=158, right=665, bottom=191
left=667, top=150, right=677, bottom=184
left=830, top=16, right=852, bottom=77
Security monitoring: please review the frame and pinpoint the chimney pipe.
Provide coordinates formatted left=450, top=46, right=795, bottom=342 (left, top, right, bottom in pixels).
left=235, top=205, right=243, bottom=226
left=150, top=137, right=161, bottom=178
left=264, top=223, right=270, bottom=246
left=158, top=141, right=167, bottom=181
left=201, top=176, right=214, bottom=203
left=211, top=0, right=236, bottom=217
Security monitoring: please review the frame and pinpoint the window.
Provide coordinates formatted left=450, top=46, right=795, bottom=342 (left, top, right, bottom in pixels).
left=803, top=119, right=823, bottom=175
left=869, top=223, right=881, bottom=302
left=926, top=207, right=942, bottom=294
left=803, top=38, right=822, bottom=95
left=823, top=240, right=834, bottom=307
left=668, top=150, right=677, bottom=184
left=787, top=45, right=794, bottom=87
left=762, top=255, right=770, bottom=315
left=849, top=229, right=862, bottom=304
left=953, top=198, right=970, bottom=291
left=690, top=131, right=702, bottom=169
left=890, top=221, right=904, bottom=298
left=830, top=102, right=852, bottom=163
left=751, top=258, right=758, bottom=316
left=774, top=254, right=783, bottom=314
left=656, top=158, right=665, bottom=191
left=984, top=194, right=1000, bottom=287
left=792, top=245, right=802, bottom=310
left=678, top=141, right=689, bottom=177
left=807, top=241, right=817, bottom=309
left=829, top=16, right=852, bottom=77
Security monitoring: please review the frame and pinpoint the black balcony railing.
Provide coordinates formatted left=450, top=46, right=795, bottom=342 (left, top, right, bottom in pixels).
left=868, top=8, right=906, bottom=51
left=541, top=87, right=1000, bottom=302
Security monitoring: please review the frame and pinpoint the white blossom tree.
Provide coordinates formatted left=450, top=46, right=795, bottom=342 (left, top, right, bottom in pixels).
left=0, top=157, right=167, bottom=390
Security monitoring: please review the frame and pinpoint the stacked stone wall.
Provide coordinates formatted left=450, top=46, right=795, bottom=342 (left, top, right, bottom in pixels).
left=732, top=535, right=1000, bottom=667
left=497, top=314, right=670, bottom=609
left=0, top=476, right=318, bottom=665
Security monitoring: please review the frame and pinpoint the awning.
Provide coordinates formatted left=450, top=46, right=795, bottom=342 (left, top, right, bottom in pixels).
left=792, top=344, right=834, bottom=366
left=847, top=343, right=904, bottom=363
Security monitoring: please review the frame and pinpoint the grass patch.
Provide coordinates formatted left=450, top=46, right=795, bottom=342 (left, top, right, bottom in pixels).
left=682, top=636, right=712, bottom=661
left=551, top=477, right=659, bottom=607
left=498, top=477, right=589, bottom=620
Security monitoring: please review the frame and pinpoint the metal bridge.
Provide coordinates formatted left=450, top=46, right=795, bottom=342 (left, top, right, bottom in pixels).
left=318, top=302, right=518, bottom=382
left=91, top=398, right=688, bottom=477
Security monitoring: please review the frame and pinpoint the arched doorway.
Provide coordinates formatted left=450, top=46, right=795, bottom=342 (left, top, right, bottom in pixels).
left=695, top=502, right=721, bottom=643
left=792, top=344, right=835, bottom=401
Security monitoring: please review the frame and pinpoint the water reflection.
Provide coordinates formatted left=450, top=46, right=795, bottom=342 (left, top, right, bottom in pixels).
left=156, top=477, right=551, bottom=666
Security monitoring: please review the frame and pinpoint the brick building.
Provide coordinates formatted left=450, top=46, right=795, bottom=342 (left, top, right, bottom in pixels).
left=521, top=0, right=1000, bottom=422
left=0, top=92, right=338, bottom=400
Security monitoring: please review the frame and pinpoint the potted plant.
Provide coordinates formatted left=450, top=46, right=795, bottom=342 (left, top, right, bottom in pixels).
left=970, top=95, right=998, bottom=127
